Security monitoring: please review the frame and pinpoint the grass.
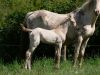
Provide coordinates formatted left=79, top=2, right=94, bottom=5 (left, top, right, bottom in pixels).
left=0, top=58, right=100, bottom=75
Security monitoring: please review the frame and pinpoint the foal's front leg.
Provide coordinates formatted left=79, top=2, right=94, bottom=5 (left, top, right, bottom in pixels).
left=25, top=34, right=40, bottom=70
left=55, top=43, right=62, bottom=69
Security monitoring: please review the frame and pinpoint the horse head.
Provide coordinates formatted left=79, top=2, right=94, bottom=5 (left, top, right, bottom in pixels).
left=94, top=0, right=100, bottom=15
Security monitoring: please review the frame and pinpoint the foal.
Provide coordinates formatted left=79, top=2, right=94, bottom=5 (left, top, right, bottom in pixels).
left=20, top=15, right=75, bottom=70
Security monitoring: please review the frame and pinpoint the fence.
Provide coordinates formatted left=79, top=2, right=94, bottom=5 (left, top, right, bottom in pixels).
left=0, top=27, right=100, bottom=62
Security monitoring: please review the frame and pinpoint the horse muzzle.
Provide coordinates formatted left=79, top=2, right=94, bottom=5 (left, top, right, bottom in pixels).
left=94, top=9, right=100, bottom=16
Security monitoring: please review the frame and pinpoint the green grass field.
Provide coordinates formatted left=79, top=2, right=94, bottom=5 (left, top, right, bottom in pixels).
left=0, top=58, right=100, bottom=75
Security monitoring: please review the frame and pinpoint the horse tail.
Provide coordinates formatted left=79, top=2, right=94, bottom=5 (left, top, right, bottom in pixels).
left=20, top=23, right=32, bottom=32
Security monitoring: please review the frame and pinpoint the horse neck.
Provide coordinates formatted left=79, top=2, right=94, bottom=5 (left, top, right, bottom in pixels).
left=85, top=9, right=98, bottom=28
left=92, top=16, right=99, bottom=28
left=75, top=0, right=99, bottom=28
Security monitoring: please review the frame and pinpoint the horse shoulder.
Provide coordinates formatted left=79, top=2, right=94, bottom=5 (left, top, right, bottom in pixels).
left=83, top=25, right=95, bottom=36
left=53, top=29, right=66, bottom=42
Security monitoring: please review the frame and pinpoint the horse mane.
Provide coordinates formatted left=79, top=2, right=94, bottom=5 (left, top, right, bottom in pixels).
left=74, top=0, right=95, bottom=12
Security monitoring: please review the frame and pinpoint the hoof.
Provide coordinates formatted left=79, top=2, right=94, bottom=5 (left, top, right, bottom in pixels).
left=78, top=64, right=82, bottom=68
left=73, top=64, right=77, bottom=68
left=25, top=66, right=31, bottom=70
left=64, top=59, right=66, bottom=61
left=25, top=66, right=28, bottom=70
left=54, top=65, right=60, bottom=70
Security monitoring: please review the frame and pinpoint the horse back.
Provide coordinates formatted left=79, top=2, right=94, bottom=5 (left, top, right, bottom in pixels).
left=25, top=10, right=68, bottom=29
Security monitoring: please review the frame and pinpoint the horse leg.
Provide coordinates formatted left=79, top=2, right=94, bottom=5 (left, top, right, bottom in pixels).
left=61, top=39, right=68, bottom=61
left=55, top=42, right=62, bottom=69
left=79, top=38, right=89, bottom=67
left=25, top=34, right=40, bottom=70
left=61, top=43, right=67, bottom=61
left=25, top=49, right=30, bottom=69
left=73, top=36, right=83, bottom=67
left=25, top=47, right=36, bottom=70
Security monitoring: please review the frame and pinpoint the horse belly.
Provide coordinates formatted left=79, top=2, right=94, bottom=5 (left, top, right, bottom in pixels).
left=40, top=31, right=61, bottom=44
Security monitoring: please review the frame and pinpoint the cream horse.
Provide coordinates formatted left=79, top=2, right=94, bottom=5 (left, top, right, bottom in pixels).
left=21, top=15, right=75, bottom=69
left=67, top=0, right=100, bottom=67
left=23, top=0, right=100, bottom=68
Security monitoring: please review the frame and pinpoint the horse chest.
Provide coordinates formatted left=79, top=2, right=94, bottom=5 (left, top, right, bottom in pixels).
left=83, top=25, right=95, bottom=36
left=67, top=25, right=95, bottom=40
left=54, top=30, right=66, bottom=42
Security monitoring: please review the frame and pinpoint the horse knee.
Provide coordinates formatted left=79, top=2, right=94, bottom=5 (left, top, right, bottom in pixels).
left=58, top=52, right=61, bottom=57
left=74, top=49, right=80, bottom=56
left=80, top=50, right=85, bottom=57
left=78, top=36, right=83, bottom=42
left=58, top=51, right=61, bottom=60
left=26, top=50, right=32, bottom=59
left=55, top=49, right=61, bottom=58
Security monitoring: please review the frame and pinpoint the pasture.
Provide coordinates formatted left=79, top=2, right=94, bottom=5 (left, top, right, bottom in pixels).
left=0, top=58, right=100, bottom=75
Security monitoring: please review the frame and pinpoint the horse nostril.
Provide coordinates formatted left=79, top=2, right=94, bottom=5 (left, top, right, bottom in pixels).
left=95, top=9, right=100, bottom=15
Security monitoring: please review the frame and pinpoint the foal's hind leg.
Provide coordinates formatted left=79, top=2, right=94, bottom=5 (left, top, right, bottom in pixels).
left=25, top=34, right=40, bottom=70
left=25, top=47, right=36, bottom=70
